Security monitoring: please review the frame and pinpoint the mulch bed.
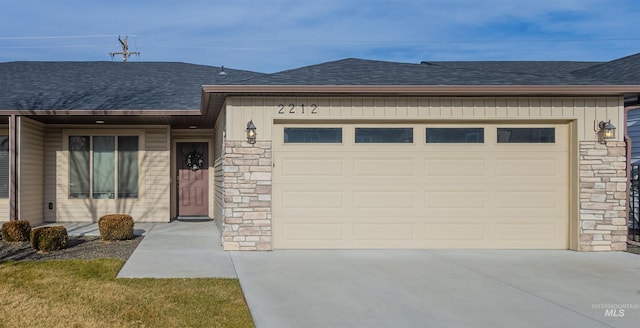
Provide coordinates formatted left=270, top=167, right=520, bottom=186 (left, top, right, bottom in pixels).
left=0, top=236, right=143, bottom=262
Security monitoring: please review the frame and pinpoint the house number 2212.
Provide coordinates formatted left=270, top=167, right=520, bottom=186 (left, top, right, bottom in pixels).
left=278, top=103, right=318, bottom=115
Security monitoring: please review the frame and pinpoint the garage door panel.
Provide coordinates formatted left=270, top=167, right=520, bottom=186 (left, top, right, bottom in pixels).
left=274, top=123, right=569, bottom=249
left=496, top=190, right=560, bottom=209
left=424, top=191, right=487, bottom=208
left=280, top=157, right=344, bottom=177
left=353, top=158, right=415, bottom=177
left=496, top=159, right=562, bottom=177
left=281, top=191, right=344, bottom=209
left=354, top=224, right=415, bottom=241
left=354, top=191, right=414, bottom=209
left=425, top=159, right=487, bottom=176
left=495, top=223, right=565, bottom=242
left=425, top=224, right=486, bottom=241
left=281, top=223, right=345, bottom=241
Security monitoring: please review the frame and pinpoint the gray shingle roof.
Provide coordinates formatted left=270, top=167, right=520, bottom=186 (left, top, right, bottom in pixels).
left=230, top=57, right=633, bottom=86
left=232, top=54, right=640, bottom=86
left=571, top=53, right=640, bottom=84
left=0, top=61, right=263, bottom=110
left=2, top=53, right=639, bottom=112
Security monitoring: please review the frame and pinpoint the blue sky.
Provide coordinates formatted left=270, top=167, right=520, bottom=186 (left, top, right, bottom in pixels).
left=1, top=0, right=639, bottom=72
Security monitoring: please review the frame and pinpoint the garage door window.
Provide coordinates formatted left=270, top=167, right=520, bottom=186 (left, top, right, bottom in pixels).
left=497, top=128, right=555, bottom=143
left=355, top=128, right=413, bottom=143
left=426, top=128, right=484, bottom=143
left=284, top=128, right=342, bottom=143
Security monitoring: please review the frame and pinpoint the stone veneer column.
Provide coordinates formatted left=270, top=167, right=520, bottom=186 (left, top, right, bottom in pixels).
left=221, top=140, right=272, bottom=250
left=579, top=141, right=627, bottom=251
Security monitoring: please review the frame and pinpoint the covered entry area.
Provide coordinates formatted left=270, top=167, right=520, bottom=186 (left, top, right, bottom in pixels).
left=273, top=123, right=570, bottom=249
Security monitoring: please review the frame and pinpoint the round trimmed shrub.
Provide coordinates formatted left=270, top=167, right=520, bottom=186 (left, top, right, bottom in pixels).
left=30, top=226, right=68, bottom=252
left=99, top=214, right=134, bottom=241
left=2, top=220, right=32, bottom=242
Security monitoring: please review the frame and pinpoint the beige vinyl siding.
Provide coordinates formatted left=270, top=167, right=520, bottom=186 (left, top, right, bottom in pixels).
left=18, top=117, right=45, bottom=225
left=44, top=126, right=171, bottom=222
left=213, top=109, right=226, bottom=232
left=225, top=97, right=623, bottom=142
left=0, top=125, right=8, bottom=221
left=44, top=128, right=62, bottom=222
left=145, top=127, right=171, bottom=221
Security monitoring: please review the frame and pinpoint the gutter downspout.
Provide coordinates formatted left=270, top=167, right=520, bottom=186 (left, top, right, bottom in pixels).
left=8, top=115, right=18, bottom=221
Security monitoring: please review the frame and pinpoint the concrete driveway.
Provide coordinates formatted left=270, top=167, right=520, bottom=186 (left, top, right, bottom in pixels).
left=231, top=250, right=640, bottom=328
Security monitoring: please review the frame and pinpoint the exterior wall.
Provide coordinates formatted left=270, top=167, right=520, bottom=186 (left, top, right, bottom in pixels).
left=579, top=141, right=627, bottom=251
left=44, top=125, right=171, bottom=222
left=221, top=96, right=627, bottom=251
left=226, top=96, right=624, bottom=142
left=18, top=117, right=45, bottom=225
left=43, top=128, right=62, bottom=222
left=0, top=125, right=8, bottom=221
left=221, top=139, right=272, bottom=250
left=213, top=109, right=226, bottom=233
left=144, top=127, right=171, bottom=221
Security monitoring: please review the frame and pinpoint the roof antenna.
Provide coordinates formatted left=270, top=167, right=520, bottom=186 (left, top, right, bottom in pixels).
left=109, top=35, right=140, bottom=62
left=219, top=65, right=227, bottom=76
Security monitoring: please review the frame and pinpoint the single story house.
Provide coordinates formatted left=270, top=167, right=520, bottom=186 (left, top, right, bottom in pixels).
left=2, top=53, right=640, bottom=252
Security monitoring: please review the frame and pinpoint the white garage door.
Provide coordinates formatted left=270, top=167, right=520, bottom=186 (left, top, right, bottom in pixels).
left=273, top=123, right=569, bottom=249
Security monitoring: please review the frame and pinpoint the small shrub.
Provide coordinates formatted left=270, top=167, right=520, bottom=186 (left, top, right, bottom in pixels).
left=30, top=226, right=68, bottom=252
left=1, top=220, right=32, bottom=242
left=99, top=214, right=134, bottom=241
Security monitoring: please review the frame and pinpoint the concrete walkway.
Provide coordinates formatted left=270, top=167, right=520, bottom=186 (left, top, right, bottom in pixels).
left=116, top=220, right=236, bottom=278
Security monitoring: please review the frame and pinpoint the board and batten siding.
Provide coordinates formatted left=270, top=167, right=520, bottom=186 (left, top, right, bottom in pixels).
left=627, top=108, right=640, bottom=165
left=18, top=117, right=45, bottom=225
left=0, top=125, right=9, bottom=221
left=43, top=126, right=171, bottom=222
left=225, top=97, right=624, bottom=142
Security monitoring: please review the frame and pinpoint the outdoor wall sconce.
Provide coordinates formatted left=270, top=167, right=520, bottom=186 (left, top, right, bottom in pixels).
left=246, top=120, right=257, bottom=144
left=598, top=120, right=616, bottom=144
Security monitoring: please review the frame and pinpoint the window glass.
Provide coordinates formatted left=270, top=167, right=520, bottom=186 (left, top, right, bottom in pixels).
left=0, top=136, right=9, bottom=198
left=284, top=128, right=342, bottom=143
left=355, top=128, right=413, bottom=143
left=426, top=128, right=484, bottom=143
left=497, top=128, right=555, bottom=143
left=69, top=135, right=139, bottom=199
left=118, top=136, right=139, bottom=198
left=93, top=136, right=115, bottom=199
left=69, top=136, right=90, bottom=198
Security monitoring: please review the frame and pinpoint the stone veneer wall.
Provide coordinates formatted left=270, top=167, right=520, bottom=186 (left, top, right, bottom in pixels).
left=221, top=140, right=272, bottom=250
left=579, top=141, right=627, bottom=251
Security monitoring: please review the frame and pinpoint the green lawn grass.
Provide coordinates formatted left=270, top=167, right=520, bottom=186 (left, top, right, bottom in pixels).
left=0, top=259, right=255, bottom=328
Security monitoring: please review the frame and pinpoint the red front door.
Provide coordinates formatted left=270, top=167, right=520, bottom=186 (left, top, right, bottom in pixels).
left=177, top=142, right=209, bottom=217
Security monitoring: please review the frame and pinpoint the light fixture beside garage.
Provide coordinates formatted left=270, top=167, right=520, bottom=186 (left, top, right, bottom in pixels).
left=597, top=120, right=616, bottom=144
left=246, top=120, right=257, bottom=144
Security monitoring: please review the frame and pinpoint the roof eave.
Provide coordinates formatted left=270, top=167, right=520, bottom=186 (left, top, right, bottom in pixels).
left=202, top=84, right=640, bottom=96
left=0, top=109, right=202, bottom=116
